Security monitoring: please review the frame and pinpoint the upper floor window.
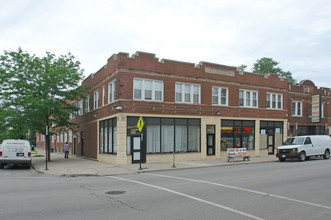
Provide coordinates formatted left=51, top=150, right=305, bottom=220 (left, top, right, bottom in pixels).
left=267, top=93, right=283, bottom=110
left=102, top=86, right=105, bottom=106
left=85, top=95, right=90, bottom=113
left=239, top=89, right=258, bottom=108
left=78, top=100, right=83, bottom=116
left=133, top=78, right=163, bottom=101
left=212, top=86, right=228, bottom=106
left=321, top=103, right=324, bottom=118
left=175, top=82, right=200, bottom=104
left=108, top=80, right=116, bottom=103
left=292, top=101, right=302, bottom=116
left=94, top=90, right=99, bottom=110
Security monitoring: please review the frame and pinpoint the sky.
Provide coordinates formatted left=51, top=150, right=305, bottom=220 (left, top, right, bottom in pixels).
left=1, top=0, right=331, bottom=88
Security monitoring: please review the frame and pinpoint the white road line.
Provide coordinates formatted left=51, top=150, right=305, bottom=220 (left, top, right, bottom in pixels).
left=146, top=173, right=331, bottom=210
left=109, top=176, right=264, bottom=220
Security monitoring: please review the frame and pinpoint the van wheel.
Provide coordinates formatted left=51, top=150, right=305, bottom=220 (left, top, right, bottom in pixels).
left=0, top=164, right=4, bottom=169
left=298, top=152, right=306, bottom=161
left=323, top=150, right=330, bottom=159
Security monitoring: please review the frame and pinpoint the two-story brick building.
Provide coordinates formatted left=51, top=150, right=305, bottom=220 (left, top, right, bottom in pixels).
left=36, top=52, right=330, bottom=165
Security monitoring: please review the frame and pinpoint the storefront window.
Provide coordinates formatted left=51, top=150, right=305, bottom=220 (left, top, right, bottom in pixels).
left=99, top=118, right=117, bottom=154
left=127, top=117, right=200, bottom=154
left=221, top=120, right=255, bottom=151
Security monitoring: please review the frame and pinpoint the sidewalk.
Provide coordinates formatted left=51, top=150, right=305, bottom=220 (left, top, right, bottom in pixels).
left=31, top=148, right=278, bottom=176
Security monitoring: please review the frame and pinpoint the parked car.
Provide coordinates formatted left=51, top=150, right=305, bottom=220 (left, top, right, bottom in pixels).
left=276, top=135, right=331, bottom=162
left=0, top=139, right=32, bottom=169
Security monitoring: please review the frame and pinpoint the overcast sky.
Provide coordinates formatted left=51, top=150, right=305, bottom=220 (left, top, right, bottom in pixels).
left=1, top=0, right=331, bottom=88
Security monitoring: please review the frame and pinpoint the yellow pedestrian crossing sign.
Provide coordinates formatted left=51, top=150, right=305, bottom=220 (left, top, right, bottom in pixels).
left=137, top=117, right=144, bottom=133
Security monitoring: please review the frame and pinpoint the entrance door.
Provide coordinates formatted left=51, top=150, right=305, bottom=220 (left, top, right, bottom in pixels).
left=206, top=125, right=215, bottom=155
left=132, top=135, right=142, bottom=164
left=207, top=134, right=215, bottom=155
left=267, top=129, right=274, bottom=155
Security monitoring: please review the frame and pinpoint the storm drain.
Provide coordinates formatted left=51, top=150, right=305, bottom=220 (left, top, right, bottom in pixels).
left=105, top=191, right=126, bottom=195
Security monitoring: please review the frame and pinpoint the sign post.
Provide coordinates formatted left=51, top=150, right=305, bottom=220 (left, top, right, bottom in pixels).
left=137, top=117, right=144, bottom=170
left=45, top=125, right=48, bottom=170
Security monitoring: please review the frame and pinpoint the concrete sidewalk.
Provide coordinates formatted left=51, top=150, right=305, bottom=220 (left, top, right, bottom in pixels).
left=31, top=148, right=278, bottom=176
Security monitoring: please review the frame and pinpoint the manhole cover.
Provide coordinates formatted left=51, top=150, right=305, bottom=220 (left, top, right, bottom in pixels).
left=106, top=191, right=126, bottom=195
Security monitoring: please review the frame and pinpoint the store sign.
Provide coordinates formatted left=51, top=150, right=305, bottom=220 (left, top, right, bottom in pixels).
left=227, top=148, right=247, bottom=157
left=311, top=94, right=321, bottom=123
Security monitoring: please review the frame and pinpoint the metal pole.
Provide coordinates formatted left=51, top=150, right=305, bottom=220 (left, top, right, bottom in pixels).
left=45, top=126, right=48, bottom=170
left=138, top=132, right=143, bottom=170
left=172, top=124, right=176, bottom=168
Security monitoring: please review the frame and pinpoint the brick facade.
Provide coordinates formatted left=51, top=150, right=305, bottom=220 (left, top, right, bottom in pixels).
left=36, top=52, right=330, bottom=164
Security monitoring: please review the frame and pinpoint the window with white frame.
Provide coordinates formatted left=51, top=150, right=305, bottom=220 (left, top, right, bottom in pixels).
left=292, top=101, right=302, bottom=116
left=64, top=131, right=68, bottom=143
left=321, top=103, right=324, bottom=118
left=69, top=130, right=72, bottom=143
left=133, top=78, right=163, bottom=101
left=85, top=95, right=90, bottom=113
left=175, top=82, right=200, bottom=104
left=266, top=93, right=283, bottom=110
left=78, top=100, right=83, bottom=116
left=212, top=86, right=228, bottom=106
left=108, top=80, right=116, bottom=103
left=239, top=90, right=258, bottom=107
left=94, top=90, right=99, bottom=109
left=102, top=86, right=105, bottom=106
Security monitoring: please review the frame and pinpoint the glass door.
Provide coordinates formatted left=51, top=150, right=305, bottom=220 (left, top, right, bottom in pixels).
left=132, top=135, right=141, bottom=163
left=207, top=125, right=215, bottom=155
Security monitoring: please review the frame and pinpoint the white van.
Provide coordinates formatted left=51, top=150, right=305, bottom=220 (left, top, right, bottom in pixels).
left=276, top=135, right=331, bottom=162
left=0, top=139, right=32, bottom=169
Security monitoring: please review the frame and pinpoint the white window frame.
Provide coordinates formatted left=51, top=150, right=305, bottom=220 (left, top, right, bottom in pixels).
left=69, top=130, right=73, bottom=143
left=239, top=89, right=258, bottom=108
left=93, top=90, right=99, bottom=110
left=292, top=101, right=302, bottom=116
left=133, top=78, right=163, bottom=101
left=64, top=131, right=68, bottom=143
left=266, top=93, right=283, bottom=110
left=78, top=100, right=83, bottom=116
left=108, top=80, right=116, bottom=103
left=102, top=86, right=105, bottom=106
left=212, top=86, right=228, bottom=106
left=175, top=82, right=201, bottom=104
left=85, top=95, right=90, bottom=113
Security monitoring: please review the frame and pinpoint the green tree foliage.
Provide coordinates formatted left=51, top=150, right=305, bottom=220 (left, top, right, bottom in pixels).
left=252, top=57, right=296, bottom=83
left=237, top=64, right=247, bottom=72
left=0, top=48, right=88, bottom=159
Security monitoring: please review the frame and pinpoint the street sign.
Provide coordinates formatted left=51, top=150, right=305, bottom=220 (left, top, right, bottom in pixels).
left=137, top=117, right=144, bottom=133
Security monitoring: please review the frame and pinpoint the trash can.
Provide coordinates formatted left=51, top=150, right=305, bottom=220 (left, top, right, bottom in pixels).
left=50, top=148, right=54, bottom=153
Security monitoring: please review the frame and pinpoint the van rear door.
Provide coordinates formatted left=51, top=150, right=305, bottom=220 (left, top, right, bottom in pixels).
left=2, top=140, right=30, bottom=161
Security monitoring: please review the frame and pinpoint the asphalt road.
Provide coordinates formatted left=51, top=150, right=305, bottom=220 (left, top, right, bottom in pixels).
left=1, top=158, right=331, bottom=220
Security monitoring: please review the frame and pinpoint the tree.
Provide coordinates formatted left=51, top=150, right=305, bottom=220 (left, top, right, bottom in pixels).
left=252, top=57, right=296, bottom=83
left=237, top=64, right=247, bottom=72
left=0, top=48, right=88, bottom=160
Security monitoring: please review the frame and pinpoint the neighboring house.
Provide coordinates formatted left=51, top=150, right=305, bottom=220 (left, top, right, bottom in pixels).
left=36, top=52, right=331, bottom=165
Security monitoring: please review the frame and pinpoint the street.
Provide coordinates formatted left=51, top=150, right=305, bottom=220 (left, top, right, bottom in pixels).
left=1, top=159, right=331, bottom=220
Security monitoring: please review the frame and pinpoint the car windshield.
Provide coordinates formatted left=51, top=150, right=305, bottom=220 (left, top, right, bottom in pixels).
left=283, top=137, right=305, bottom=145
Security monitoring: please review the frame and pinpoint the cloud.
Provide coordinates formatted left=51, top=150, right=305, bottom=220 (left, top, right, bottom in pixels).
left=1, top=0, right=330, bottom=87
